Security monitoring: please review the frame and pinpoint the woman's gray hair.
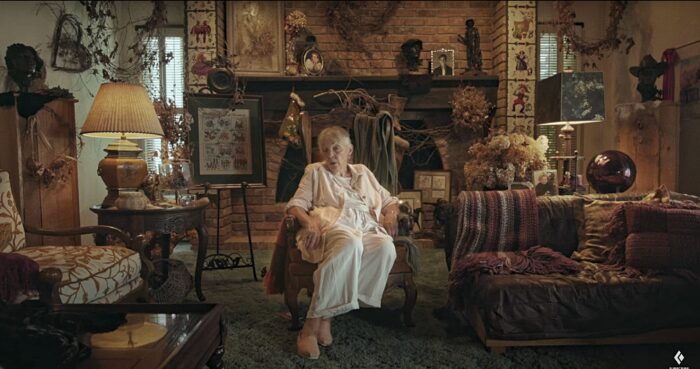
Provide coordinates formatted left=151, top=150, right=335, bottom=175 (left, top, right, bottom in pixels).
left=318, top=126, right=352, bottom=148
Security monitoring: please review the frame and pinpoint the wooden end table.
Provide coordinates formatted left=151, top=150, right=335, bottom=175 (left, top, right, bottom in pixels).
left=91, top=200, right=210, bottom=301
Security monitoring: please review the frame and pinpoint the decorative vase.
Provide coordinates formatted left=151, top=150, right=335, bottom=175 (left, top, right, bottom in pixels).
left=115, top=191, right=149, bottom=210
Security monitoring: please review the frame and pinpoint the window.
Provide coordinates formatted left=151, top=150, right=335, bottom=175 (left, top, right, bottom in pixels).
left=537, top=25, right=582, bottom=169
left=143, top=27, right=185, bottom=172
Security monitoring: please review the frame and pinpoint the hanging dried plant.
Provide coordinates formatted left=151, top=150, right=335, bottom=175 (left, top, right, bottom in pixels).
left=153, top=98, right=193, bottom=161
left=555, top=1, right=634, bottom=58
left=450, top=86, right=491, bottom=132
left=326, top=1, right=400, bottom=55
left=78, top=1, right=170, bottom=82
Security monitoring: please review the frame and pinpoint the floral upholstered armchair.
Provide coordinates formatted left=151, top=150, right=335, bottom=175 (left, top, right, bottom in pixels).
left=0, top=171, right=147, bottom=304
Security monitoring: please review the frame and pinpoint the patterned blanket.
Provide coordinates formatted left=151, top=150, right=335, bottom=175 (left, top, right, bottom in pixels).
left=451, top=189, right=539, bottom=271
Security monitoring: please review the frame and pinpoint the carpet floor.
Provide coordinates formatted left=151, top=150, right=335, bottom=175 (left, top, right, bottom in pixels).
left=175, top=246, right=700, bottom=369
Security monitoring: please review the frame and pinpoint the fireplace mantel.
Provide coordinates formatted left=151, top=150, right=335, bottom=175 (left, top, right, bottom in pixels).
left=240, top=74, right=499, bottom=113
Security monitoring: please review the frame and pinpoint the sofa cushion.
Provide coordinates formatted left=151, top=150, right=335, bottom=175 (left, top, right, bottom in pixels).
left=626, top=233, right=700, bottom=270
left=452, top=190, right=538, bottom=269
left=621, top=204, right=700, bottom=270
left=0, top=171, right=26, bottom=252
left=459, top=262, right=700, bottom=340
left=536, top=196, right=582, bottom=257
left=15, top=245, right=142, bottom=303
left=573, top=200, right=630, bottom=262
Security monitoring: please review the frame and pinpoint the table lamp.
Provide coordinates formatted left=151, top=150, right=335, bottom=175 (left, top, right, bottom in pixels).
left=535, top=71, right=605, bottom=192
left=81, top=83, right=164, bottom=207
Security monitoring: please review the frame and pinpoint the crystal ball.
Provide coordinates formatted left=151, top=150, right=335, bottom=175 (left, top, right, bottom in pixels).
left=586, top=150, right=636, bottom=193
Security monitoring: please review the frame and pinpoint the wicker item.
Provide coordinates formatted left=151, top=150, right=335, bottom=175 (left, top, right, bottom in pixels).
left=148, top=259, right=193, bottom=303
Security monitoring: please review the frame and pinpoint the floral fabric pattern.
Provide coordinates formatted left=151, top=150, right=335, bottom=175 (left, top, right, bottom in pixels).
left=0, top=171, right=26, bottom=252
left=15, top=245, right=142, bottom=303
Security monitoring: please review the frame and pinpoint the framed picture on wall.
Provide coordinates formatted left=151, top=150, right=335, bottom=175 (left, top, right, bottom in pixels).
left=187, top=94, right=267, bottom=188
left=430, top=48, right=455, bottom=77
left=226, top=1, right=284, bottom=76
left=414, top=170, right=451, bottom=204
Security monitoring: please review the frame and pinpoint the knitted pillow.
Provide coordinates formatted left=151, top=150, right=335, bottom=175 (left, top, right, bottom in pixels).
left=622, top=204, right=700, bottom=270
left=626, top=233, right=700, bottom=270
left=0, top=171, right=26, bottom=252
left=451, top=189, right=539, bottom=270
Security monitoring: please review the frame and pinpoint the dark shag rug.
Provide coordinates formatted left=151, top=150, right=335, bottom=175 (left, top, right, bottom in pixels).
left=175, top=247, right=700, bottom=369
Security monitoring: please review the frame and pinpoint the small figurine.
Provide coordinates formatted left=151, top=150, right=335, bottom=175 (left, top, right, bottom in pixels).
left=457, top=19, right=482, bottom=72
left=629, top=54, right=667, bottom=102
left=400, top=39, right=423, bottom=73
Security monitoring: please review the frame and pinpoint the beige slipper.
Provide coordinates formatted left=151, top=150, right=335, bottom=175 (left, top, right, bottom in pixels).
left=297, top=332, right=320, bottom=359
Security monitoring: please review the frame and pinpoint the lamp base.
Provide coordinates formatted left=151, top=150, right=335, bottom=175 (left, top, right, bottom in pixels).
left=98, top=138, right=148, bottom=208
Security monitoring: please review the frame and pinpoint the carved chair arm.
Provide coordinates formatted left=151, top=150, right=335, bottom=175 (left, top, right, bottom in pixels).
left=24, top=224, right=131, bottom=246
left=284, top=215, right=300, bottom=248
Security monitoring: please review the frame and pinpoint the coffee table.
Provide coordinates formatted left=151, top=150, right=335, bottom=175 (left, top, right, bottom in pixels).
left=52, top=304, right=225, bottom=369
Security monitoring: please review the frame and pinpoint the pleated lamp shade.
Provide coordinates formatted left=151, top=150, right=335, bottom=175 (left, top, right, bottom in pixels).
left=81, top=83, right=164, bottom=139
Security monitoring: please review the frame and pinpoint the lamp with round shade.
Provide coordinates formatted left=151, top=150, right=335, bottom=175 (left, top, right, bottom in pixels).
left=81, top=83, right=164, bottom=207
left=536, top=72, right=605, bottom=193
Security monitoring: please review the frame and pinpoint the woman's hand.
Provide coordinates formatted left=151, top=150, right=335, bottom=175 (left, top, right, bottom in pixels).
left=300, top=216, right=322, bottom=250
left=381, top=204, right=400, bottom=238
left=288, top=206, right=322, bottom=250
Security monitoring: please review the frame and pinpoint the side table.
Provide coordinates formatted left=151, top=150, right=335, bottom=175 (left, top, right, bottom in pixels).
left=90, top=199, right=210, bottom=301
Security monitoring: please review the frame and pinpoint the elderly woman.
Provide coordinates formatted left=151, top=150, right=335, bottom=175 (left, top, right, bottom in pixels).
left=286, top=126, right=399, bottom=359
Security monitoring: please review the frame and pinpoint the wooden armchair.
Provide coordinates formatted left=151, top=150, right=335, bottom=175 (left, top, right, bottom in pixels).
left=282, top=209, right=418, bottom=330
left=1, top=170, right=148, bottom=304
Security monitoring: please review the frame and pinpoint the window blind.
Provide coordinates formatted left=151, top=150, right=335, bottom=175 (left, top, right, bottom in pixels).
left=142, top=29, right=185, bottom=172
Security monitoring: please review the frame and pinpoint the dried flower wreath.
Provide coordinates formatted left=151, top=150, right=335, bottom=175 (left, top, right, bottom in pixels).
left=326, top=1, right=400, bottom=55
left=555, top=0, right=635, bottom=58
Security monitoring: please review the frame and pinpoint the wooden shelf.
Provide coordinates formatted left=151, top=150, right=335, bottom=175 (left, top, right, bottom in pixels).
left=235, top=74, right=499, bottom=113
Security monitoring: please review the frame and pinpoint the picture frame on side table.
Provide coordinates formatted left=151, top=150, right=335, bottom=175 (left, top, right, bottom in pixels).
left=533, top=169, right=558, bottom=196
left=414, top=170, right=451, bottom=204
left=226, top=1, right=284, bottom=76
left=187, top=94, right=266, bottom=188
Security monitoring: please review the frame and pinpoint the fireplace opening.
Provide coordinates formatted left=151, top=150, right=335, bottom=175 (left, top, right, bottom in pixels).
left=398, top=120, right=444, bottom=191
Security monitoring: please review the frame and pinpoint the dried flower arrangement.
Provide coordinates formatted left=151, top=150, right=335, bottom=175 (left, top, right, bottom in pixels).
left=284, top=10, right=307, bottom=71
left=450, top=86, right=492, bottom=132
left=463, top=129, right=548, bottom=190
left=285, top=10, right=307, bottom=36
left=326, top=1, right=400, bottom=55
left=153, top=98, right=193, bottom=162
left=556, top=1, right=634, bottom=58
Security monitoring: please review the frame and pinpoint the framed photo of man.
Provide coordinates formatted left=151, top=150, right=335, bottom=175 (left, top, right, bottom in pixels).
left=414, top=170, right=451, bottom=203
left=430, top=49, right=455, bottom=77
left=187, top=94, right=267, bottom=188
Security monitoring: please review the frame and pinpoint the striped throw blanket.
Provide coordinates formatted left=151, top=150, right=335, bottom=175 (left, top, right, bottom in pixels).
left=451, top=189, right=539, bottom=271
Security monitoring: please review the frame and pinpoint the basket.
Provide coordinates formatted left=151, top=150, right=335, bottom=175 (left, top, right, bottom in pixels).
left=148, top=259, right=193, bottom=303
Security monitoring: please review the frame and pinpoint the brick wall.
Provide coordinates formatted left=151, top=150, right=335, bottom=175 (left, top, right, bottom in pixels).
left=287, top=1, right=496, bottom=76
left=189, top=1, right=507, bottom=249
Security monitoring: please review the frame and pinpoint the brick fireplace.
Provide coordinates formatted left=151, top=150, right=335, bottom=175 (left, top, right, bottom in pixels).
left=205, top=76, right=498, bottom=249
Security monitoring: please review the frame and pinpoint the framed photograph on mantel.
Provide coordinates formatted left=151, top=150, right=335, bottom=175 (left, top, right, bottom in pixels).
left=226, top=1, right=284, bottom=76
left=188, top=94, right=266, bottom=188
left=414, top=170, right=451, bottom=204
